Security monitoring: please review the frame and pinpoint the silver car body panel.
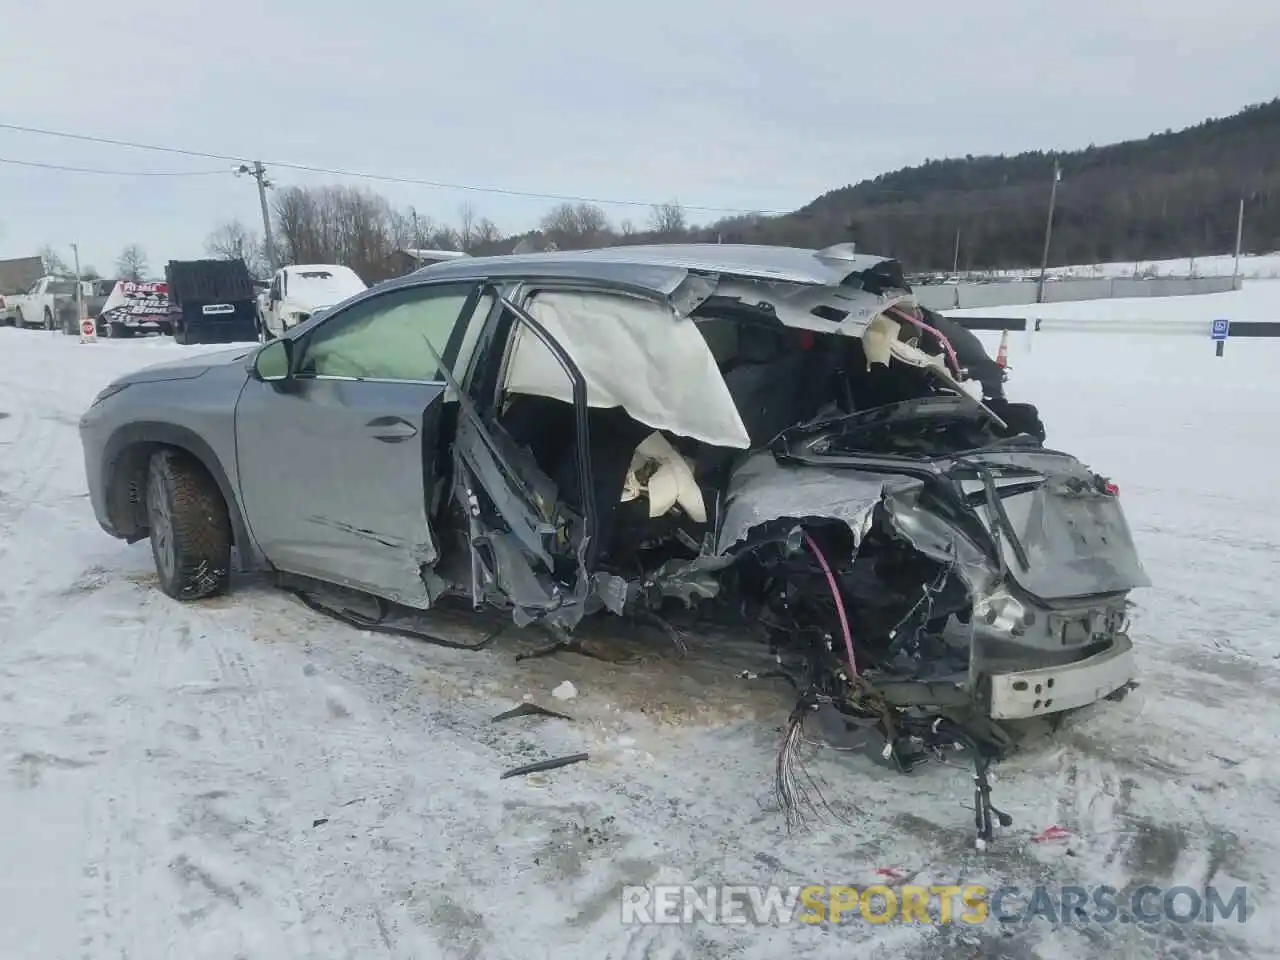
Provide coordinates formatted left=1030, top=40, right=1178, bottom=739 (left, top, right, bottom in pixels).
left=412, top=243, right=899, bottom=290
left=78, top=243, right=1148, bottom=721
left=233, top=375, right=444, bottom=608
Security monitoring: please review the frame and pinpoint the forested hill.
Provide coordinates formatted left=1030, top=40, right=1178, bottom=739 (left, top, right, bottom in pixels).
left=199, top=99, right=1280, bottom=281
left=699, top=98, right=1280, bottom=270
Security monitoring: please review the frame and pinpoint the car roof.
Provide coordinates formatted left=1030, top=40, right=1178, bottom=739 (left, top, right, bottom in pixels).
left=406, top=243, right=903, bottom=294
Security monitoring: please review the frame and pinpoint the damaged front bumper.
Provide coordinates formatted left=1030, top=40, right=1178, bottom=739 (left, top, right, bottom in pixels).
left=700, top=444, right=1150, bottom=724
left=984, top=632, right=1134, bottom=720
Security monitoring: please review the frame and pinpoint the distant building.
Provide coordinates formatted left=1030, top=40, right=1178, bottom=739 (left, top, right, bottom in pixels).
left=465, top=232, right=559, bottom=258
left=0, top=256, right=45, bottom=295
left=383, top=248, right=470, bottom=277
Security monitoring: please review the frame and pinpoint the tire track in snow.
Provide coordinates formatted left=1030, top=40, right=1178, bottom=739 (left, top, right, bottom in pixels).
left=152, top=601, right=420, bottom=957
left=77, top=592, right=173, bottom=960
left=0, top=380, right=92, bottom=620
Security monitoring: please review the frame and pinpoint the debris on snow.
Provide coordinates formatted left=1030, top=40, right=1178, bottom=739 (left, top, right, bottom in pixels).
left=491, top=702, right=573, bottom=723
left=500, top=753, right=590, bottom=780
left=551, top=681, right=578, bottom=701
left=1030, top=825, right=1072, bottom=844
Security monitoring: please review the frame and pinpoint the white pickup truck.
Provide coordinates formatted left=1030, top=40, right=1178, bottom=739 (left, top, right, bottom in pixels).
left=4, top=275, right=93, bottom=330
left=260, top=264, right=367, bottom=339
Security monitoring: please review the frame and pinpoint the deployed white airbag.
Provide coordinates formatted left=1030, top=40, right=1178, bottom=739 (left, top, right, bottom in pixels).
left=506, top=290, right=751, bottom=449
left=621, top=432, right=707, bottom=523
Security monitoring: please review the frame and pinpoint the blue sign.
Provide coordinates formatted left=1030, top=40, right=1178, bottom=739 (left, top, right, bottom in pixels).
left=1212, top=319, right=1231, bottom=341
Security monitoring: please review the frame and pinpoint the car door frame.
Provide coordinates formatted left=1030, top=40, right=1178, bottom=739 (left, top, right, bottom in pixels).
left=422, top=277, right=605, bottom=630
left=235, top=277, right=491, bottom=606
left=442, top=273, right=700, bottom=629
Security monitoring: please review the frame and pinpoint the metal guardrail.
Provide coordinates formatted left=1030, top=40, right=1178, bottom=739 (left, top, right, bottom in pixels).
left=914, top=276, right=1239, bottom=311
left=950, top=316, right=1280, bottom=337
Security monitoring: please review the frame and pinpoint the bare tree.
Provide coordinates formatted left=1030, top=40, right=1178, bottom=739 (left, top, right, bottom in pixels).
left=648, top=201, right=688, bottom=237
left=457, top=202, right=479, bottom=252
left=472, top=217, right=503, bottom=248
left=204, top=219, right=268, bottom=277
left=539, top=202, right=613, bottom=249
left=116, top=244, right=148, bottom=281
left=38, top=244, right=68, bottom=275
left=271, top=184, right=415, bottom=281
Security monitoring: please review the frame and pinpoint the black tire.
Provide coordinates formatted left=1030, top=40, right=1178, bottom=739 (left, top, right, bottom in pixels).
left=43, top=307, right=54, bottom=331
left=173, top=325, right=189, bottom=345
left=146, top=448, right=232, bottom=600
left=14, top=308, right=24, bottom=328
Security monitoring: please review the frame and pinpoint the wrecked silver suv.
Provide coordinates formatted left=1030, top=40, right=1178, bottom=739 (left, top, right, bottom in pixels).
left=79, top=244, right=1149, bottom=839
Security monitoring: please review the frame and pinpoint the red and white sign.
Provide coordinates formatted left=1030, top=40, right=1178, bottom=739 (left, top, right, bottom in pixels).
left=100, top=280, right=170, bottom=330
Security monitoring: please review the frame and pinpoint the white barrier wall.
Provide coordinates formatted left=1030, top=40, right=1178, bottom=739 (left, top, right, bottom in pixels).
left=913, top=276, right=1238, bottom=311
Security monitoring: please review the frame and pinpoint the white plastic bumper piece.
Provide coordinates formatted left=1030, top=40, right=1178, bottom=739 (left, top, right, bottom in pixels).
left=987, top=633, right=1135, bottom=720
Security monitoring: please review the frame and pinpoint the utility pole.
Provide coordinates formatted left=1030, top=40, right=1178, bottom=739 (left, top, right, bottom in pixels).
left=1035, top=161, right=1061, bottom=304
left=952, top=229, right=961, bottom=274
left=1232, top=197, right=1244, bottom=289
left=71, top=242, right=81, bottom=330
left=237, top=161, right=278, bottom=272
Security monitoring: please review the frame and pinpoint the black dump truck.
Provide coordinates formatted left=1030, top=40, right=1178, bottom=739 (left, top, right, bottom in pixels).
left=165, top=258, right=259, bottom=345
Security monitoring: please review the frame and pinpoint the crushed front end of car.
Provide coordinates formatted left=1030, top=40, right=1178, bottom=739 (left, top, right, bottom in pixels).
left=369, top=249, right=1154, bottom=845
left=507, top=277, right=1151, bottom=843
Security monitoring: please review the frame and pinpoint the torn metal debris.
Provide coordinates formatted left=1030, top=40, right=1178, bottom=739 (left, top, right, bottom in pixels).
left=500, top=753, right=590, bottom=780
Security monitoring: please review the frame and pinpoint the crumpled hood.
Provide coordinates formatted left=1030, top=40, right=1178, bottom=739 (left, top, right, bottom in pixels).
left=117, top=346, right=256, bottom=385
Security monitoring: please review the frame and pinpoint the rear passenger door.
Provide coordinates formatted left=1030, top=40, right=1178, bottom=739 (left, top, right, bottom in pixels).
left=235, top=281, right=493, bottom=608
left=440, top=285, right=601, bottom=628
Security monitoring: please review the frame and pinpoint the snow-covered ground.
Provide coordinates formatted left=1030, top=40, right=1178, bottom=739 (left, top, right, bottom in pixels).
left=2, top=323, right=1278, bottom=959
left=947, top=278, right=1280, bottom=328
left=976, top=251, right=1280, bottom=281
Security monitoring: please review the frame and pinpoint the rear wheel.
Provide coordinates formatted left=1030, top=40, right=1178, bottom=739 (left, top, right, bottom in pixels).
left=14, top=308, right=25, bottom=328
left=43, top=307, right=54, bottom=331
left=146, top=449, right=232, bottom=600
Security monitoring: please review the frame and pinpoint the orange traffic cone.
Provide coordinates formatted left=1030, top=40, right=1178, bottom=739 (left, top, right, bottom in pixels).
left=995, top=329, right=1009, bottom=369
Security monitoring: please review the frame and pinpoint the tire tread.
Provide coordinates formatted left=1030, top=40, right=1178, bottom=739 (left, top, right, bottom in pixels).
left=148, top=449, right=232, bottom=600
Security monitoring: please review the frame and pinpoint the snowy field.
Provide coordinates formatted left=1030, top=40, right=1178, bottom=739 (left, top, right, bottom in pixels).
left=947, top=278, right=1280, bottom=329
left=2, top=320, right=1279, bottom=960
left=980, top=251, right=1280, bottom=281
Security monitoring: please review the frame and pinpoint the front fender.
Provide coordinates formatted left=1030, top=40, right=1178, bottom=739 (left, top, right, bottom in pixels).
left=101, top=420, right=261, bottom=570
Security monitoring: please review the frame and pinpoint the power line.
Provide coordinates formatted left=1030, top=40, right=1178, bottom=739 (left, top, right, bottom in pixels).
left=0, top=120, right=786, bottom=215
left=0, top=156, right=230, bottom=177
left=0, top=122, right=245, bottom=162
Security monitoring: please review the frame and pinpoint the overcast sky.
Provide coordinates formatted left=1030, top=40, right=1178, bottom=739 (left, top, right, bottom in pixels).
left=2, top=0, right=1278, bottom=274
